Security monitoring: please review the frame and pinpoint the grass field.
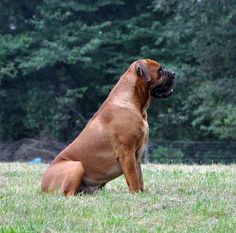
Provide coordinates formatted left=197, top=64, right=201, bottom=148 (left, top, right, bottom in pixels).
left=0, top=163, right=235, bottom=233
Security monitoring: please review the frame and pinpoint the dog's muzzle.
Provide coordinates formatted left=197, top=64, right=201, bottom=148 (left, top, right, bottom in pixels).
left=151, top=71, right=175, bottom=98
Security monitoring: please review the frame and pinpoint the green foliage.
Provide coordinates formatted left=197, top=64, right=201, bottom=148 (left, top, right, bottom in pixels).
left=192, top=84, right=236, bottom=140
left=0, top=0, right=235, bottom=144
left=150, top=146, right=184, bottom=163
left=149, top=141, right=236, bottom=164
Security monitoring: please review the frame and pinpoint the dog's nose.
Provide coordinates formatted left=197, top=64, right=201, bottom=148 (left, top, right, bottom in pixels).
left=167, top=71, right=175, bottom=80
left=170, top=72, right=175, bottom=79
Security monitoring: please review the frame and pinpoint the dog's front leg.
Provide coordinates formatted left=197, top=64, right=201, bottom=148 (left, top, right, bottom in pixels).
left=116, top=146, right=140, bottom=193
left=137, top=161, right=144, bottom=192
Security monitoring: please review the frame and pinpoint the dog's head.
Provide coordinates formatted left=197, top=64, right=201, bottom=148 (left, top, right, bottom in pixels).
left=135, top=59, right=175, bottom=98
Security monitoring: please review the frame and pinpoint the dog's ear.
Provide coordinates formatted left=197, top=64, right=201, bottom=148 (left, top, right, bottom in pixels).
left=135, top=61, right=151, bottom=82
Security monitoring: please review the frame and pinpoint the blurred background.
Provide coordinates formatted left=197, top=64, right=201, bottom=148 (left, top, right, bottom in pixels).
left=0, top=0, right=235, bottom=163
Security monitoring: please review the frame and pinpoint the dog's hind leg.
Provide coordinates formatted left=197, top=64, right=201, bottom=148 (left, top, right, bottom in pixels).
left=41, top=161, right=85, bottom=196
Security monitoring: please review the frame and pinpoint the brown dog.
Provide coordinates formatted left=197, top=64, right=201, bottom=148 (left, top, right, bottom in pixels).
left=41, top=59, right=175, bottom=195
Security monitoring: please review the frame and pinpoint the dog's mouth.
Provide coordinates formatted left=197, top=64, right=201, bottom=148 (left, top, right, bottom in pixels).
left=151, top=71, right=175, bottom=98
left=151, top=85, right=174, bottom=98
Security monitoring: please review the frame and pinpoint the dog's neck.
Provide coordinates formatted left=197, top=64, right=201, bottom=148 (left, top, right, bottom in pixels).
left=108, top=65, right=152, bottom=116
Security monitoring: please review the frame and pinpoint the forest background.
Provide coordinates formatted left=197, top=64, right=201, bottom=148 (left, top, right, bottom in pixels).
left=0, top=0, right=235, bottom=163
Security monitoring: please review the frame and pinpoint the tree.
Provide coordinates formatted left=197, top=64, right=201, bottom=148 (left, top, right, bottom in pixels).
left=0, top=0, right=235, bottom=142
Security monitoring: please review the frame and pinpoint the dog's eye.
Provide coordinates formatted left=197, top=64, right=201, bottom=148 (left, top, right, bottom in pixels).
left=158, top=66, right=163, bottom=73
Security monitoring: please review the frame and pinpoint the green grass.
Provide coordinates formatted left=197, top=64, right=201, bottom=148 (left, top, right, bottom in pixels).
left=0, top=163, right=235, bottom=233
